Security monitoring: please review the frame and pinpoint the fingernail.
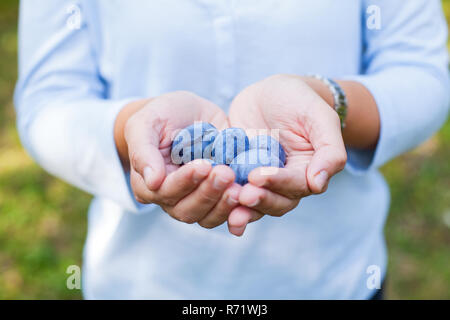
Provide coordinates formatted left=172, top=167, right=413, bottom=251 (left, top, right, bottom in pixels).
left=213, top=175, right=230, bottom=190
left=314, top=170, right=329, bottom=191
left=143, top=167, right=153, bottom=186
left=226, top=194, right=239, bottom=206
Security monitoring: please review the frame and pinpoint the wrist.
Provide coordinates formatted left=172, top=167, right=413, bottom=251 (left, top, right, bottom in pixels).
left=114, top=98, right=151, bottom=170
left=300, top=76, right=335, bottom=108
left=303, top=75, right=348, bottom=130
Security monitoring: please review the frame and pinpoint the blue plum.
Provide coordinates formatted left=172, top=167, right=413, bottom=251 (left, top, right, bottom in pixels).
left=171, top=122, right=218, bottom=165
left=249, top=135, right=286, bottom=165
left=230, top=148, right=284, bottom=185
left=212, top=128, right=250, bottom=165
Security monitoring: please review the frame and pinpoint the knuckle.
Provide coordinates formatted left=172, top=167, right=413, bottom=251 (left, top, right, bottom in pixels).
left=170, top=209, right=183, bottom=222
left=129, top=150, right=144, bottom=171
left=282, top=177, right=305, bottom=199
left=291, top=181, right=309, bottom=198
left=285, top=200, right=299, bottom=213
left=261, top=173, right=274, bottom=186
left=130, top=176, right=153, bottom=203
left=336, top=152, right=348, bottom=170
left=172, top=209, right=197, bottom=224
left=162, top=197, right=178, bottom=207
left=160, top=204, right=173, bottom=214
left=198, top=220, right=217, bottom=229
left=134, top=195, right=148, bottom=204
left=269, top=208, right=289, bottom=217
left=274, top=211, right=287, bottom=217
left=134, top=190, right=154, bottom=204
left=211, top=206, right=230, bottom=222
left=267, top=200, right=298, bottom=217
left=181, top=216, right=197, bottom=224
left=266, top=207, right=286, bottom=217
left=287, top=189, right=305, bottom=199
left=198, top=187, right=219, bottom=204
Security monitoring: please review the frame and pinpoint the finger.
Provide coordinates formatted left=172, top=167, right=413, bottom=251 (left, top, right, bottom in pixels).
left=130, top=168, right=156, bottom=204
left=307, top=103, right=347, bottom=193
left=125, top=115, right=166, bottom=190
left=171, top=165, right=235, bottom=222
left=307, top=144, right=347, bottom=194
left=197, top=183, right=241, bottom=229
left=156, top=159, right=212, bottom=205
left=247, top=166, right=310, bottom=199
left=227, top=206, right=263, bottom=237
left=238, top=183, right=298, bottom=217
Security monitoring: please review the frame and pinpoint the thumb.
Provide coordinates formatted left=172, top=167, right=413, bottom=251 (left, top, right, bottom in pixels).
left=306, top=108, right=347, bottom=194
left=130, top=144, right=166, bottom=191
left=125, top=119, right=166, bottom=191
left=307, top=145, right=347, bottom=193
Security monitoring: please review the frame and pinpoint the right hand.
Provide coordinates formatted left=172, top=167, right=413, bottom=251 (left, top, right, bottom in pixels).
left=118, top=91, right=242, bottom=229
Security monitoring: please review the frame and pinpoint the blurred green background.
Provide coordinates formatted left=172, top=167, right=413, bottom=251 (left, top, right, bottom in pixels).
left=0, top=0, right=449, bottom=299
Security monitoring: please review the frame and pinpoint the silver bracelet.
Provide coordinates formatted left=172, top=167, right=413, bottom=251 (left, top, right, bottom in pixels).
left=310, top=74, right=348, bottom=130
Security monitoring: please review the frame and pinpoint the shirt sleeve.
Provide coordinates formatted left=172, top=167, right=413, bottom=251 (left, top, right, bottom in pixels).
left=14, top=0, right=143, bottom=212
left=344, top=0, right=450, bottom=174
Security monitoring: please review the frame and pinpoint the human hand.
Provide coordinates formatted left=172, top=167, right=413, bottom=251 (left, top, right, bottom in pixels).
left=119, top=91, right=243, bottom=228
left=227, top=75, right=347, bottom=234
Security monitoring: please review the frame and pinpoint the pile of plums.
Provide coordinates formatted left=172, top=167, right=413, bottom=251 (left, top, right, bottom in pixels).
left=170, top=122, right=286, bottom=185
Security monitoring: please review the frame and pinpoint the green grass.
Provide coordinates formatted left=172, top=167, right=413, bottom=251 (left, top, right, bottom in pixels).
left=0, top=1, right=449, bottom=299
left=0, top=0, right=87, bottom=299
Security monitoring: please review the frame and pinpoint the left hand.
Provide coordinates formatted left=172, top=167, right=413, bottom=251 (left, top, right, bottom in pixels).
left=226, top=74, right=347, bottom=235
left=117, top=91, right=240, bottom=229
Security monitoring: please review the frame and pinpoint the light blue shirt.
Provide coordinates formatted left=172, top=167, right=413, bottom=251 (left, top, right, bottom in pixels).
left=15, top=0, right=449, bottom=299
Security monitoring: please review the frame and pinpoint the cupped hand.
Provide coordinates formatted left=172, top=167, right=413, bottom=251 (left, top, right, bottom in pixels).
left=227, top=75, right=347, bottom=234
left=123, top=91, right=242, bottom=228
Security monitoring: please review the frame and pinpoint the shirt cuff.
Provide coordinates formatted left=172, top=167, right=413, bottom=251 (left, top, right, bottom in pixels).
left=341, top=74, right=397, bottom=176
